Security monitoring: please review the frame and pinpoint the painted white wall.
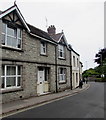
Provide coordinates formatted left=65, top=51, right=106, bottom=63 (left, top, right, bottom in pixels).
left=71, top=51, right=80, bottom=88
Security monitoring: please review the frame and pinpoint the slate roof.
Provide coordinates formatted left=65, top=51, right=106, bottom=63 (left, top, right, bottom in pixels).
left=0, top=10, right=2, bottom=14
left=27, top=24, right=56, bottom=43
left=68, top=44, right=80, bottom=56
left=50, top=33, right=63, bottom=42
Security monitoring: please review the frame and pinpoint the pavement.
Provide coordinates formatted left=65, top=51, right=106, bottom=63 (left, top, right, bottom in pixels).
left=1, top=83, right=90, bottom=118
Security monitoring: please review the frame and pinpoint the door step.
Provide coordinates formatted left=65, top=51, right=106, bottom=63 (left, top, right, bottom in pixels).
left=38, top=92, right=51, bottom=96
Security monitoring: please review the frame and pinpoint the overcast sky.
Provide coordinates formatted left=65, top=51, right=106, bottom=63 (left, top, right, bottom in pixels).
left=0, top=0, right=105, bottom=71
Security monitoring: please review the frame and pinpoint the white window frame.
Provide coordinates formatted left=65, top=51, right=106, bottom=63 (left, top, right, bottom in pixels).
left=40, top=42, right=47, bottom=55
left=58, top=45, right=65, bottom=58
left=1, top=23, right=22, bottom=49
left=1, top=65, right=21, bottom=90
left=59, top=68, right=66, bottom=83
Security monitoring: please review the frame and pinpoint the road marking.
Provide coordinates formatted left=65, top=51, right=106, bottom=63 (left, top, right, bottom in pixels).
left=2, top=84, right=90, bottom=118
left=2, top=93, right=78, bottom=118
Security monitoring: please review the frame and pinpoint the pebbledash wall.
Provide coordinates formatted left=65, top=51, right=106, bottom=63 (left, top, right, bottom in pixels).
left=0, top=4, right=82, bottom=103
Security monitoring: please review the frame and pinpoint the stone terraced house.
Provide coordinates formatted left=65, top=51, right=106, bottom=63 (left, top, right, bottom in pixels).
left=0, top=4, right=83, bottom=103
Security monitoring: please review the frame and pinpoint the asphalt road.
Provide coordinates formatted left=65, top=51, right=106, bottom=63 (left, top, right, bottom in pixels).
left=3, top=82, right=104, bottom=119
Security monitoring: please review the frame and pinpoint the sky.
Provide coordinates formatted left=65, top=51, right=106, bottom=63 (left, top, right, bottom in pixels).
left=0, top=0, right=105, bottom=71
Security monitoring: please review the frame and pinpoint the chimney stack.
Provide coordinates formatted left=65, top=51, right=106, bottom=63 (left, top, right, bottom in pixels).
left=47, top=25, right=56, bottom=35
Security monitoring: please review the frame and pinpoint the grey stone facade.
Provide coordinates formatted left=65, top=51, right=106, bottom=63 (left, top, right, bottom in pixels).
left=56, top=47, right=71, bottom=92
left=0, top=4, right=82, bottom=103
left=1, top=28, right=57, bottom=103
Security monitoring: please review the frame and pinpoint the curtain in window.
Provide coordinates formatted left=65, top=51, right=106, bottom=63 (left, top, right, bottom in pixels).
left=59, top=68, right=66, bottom=81
left=7, top=66, right=16, bottom=75
left=58, top=45, right=64, bottom=58
left=1, top=65, right=21, bottom=89
left=2, top=23, right=22, bottom=48
left=6, top=77, right=16, bottom=87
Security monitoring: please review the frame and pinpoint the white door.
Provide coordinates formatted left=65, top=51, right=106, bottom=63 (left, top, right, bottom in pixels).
left=37, top=69, right=45, bottom=95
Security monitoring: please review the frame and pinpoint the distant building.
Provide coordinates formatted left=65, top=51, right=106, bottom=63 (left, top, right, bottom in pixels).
left=0, top=4, right=83, bottom=103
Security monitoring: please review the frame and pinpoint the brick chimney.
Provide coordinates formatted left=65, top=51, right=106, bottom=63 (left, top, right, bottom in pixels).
left=47, top=25, right=56, bottom=35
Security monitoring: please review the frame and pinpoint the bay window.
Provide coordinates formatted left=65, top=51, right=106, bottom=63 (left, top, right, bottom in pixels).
left=1, top=65, right=21, bottom=89
left=2, top=23, right=22, bottom=49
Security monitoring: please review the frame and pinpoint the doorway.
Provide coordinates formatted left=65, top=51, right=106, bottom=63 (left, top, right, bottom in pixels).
left=37, top=67, right=49, bottom=95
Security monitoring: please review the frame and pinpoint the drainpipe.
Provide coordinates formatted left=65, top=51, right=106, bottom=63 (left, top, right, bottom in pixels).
left=70, top=49, right=72, bottom=90
left=55, top=45, right=58, bottom=93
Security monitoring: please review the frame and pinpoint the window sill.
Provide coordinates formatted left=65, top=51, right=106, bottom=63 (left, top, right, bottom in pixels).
left=40, top=53, right=48, bottom=57
left=1, top=87, right=23, bottom=94
left=59, top=81, right=66, bottom=84
left=58, top=57, right=66, bottom=60
left=1, top=45, right=24, bottom=52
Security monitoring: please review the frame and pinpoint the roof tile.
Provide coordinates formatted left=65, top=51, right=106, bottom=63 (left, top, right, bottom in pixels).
left=50, top=33, right=63, bottom=41
left=27, top=24, right=56, bottom=43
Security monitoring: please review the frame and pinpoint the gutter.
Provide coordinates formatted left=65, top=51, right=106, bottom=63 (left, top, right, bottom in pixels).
left=30, top=33, right=57, bottom=45
left=70, top=50, right=72, bottom=90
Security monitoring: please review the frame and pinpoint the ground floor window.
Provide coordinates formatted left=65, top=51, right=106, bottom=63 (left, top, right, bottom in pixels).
left=59, top=68, right=66, bottom=82
left=1, top=65, right=21, bottom=89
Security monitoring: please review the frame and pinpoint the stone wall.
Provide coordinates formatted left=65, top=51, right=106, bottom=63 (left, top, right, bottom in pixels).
left=1, top=27, right=56, bottom=103
left=56, top=46, right=71, bottom=91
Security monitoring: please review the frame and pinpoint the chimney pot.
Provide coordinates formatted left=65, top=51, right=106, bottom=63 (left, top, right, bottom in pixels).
left=47, top=25, right=56, bottom=35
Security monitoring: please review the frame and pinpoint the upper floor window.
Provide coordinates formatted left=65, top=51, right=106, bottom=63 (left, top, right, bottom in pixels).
left=59, top=68, right=66, bottom=82
left=1, top=65, right=21, bottom=89
left=2, top=23, right=22, bottom=49
left=40, top=42, right=47, bottom=55
left=58, top=45, right=65, bottom=58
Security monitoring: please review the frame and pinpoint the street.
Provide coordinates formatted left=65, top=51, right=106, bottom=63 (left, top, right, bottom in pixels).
left=3, top=82, right=104, bottom=119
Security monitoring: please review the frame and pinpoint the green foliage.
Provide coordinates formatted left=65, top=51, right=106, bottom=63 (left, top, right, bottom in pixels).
left=95, top=66, right=102, bottom=74
left=83, top=48, right=106, bottom=82
left=82, top=68, right=100, bottom=78
left=95, top=48, right=106, bottom=65
left=95, top=77, right=106, bottom=82
left=95, top=59, right=106, bottom=78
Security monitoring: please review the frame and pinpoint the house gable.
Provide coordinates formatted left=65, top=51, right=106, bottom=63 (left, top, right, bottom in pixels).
left=0, top=5, right=57, bottom=45
left=0, top=5, right=30, bottom=32
left=2, top=10, right=23, bottom=27
left=58, top=33, right=68, bottom=47
left=59, top=35, right=66, bottom=45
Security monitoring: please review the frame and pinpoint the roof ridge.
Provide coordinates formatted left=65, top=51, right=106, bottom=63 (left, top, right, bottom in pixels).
left=27, top=23, right=57, bottom=43
left=27, top=23, right=48, bottom=34
left=56, top=32, right=63, bottom=35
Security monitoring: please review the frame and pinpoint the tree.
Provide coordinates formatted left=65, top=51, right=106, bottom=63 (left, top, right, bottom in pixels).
left=82, top=68, right=99, bottom=78
left=95, top=48, right=106, bottom=79
left=95, top=48, right=106, bottom=65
